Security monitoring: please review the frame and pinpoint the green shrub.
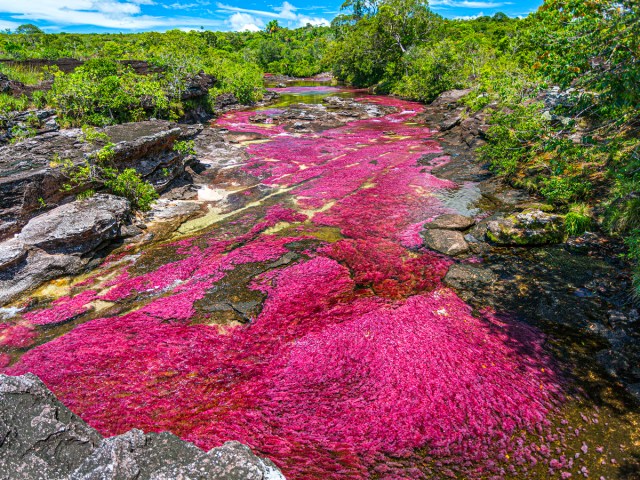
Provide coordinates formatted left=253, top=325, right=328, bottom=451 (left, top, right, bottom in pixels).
left=104, top=168, right=158, bottom=211
left=207, top=59, right=264, bottom=106
left=564, top=204, right=593, bottom=236
left=60, top=141, right=158, bottom=211
left=173, top=139, right=196, bottom=156
left=392, top=40, right=467, bottom=102
left=49, top=59, right=171, bottom=127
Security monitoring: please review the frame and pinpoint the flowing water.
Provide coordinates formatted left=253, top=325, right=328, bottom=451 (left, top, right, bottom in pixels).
left=1, top=84, right=639, bottom=479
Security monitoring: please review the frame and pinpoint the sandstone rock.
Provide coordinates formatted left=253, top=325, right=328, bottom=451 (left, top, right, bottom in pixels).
left=425, top=214, right=475, bottom=231
left=151, top=441, right=285, bottom=480
left=0, top=120, right=197, bottom=240
left=18, top=194, right=130, bottom=254
left=487, top=209, right=566, bottom=246
left=0, top=374, right=286, bottom=480
left=422, top=229, right=469, bottom=256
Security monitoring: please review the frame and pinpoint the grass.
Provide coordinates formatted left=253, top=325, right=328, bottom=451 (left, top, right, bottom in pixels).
left=0, top=63, right=43, bottom=85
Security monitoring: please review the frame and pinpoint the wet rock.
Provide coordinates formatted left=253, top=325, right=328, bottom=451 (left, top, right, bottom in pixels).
left=0, top=374, right=285, bottom=480
left=487, top=209, right=566, bottom=246
left=444, top=263, right=498, bottom=291
left=425, top=214, right=475, bottom=231
left=18, top=194, right=130, bottom=255
left=422, top=229, right=469, bottom=256
left=0, top=373, right=102, bottom=480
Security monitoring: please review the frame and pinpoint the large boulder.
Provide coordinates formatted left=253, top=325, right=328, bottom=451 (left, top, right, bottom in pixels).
left=18, top=194, right=130, bottom=255
left=0, top=374, right=286, bottom=480
left=487, top=209, right=566, bottom=246
left=425, top=214, right=475, bottom=231
left=422, top=229, right=469, bottom=256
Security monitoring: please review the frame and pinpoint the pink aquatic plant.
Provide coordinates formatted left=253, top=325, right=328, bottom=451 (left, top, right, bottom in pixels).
left=0, top=324, right=37, bottom=348
left=23, top=290, right=97, bottom=326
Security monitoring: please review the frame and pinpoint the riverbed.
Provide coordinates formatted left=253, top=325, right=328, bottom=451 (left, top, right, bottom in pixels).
left=1, top=84, right=639, bottom=479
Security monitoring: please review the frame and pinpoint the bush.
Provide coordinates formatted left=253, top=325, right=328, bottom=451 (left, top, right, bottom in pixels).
left=207, top=59, right=264, bottom=106
left=564, top=204, right=593, bottom=236
left=49, top=59, right=171, bottom=127
left=392, top=40, right=467, bottom=102
left=61, top=141, right=158, bottom=211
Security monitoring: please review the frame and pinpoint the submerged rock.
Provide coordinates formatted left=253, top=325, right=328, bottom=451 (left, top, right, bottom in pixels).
left=422, top=229, right=469, bottom=256
left=0, top=374, right=285, bottom=480
left=487, top=209, right=566, bottom=246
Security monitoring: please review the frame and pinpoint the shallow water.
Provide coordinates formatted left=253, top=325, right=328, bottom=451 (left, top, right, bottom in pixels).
left=1, top=86, right=639, bottom=479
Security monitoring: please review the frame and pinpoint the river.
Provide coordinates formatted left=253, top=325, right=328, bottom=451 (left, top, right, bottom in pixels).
left=1, top=83, right=639, bottom=479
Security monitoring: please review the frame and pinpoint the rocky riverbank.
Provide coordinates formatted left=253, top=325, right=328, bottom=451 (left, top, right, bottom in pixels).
left=416, top=88, right=640, bottom=403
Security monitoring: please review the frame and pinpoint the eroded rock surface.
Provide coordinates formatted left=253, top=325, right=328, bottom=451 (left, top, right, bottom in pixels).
left=487, top=209, right=566, bottom=246
left=0, top=195, right=131, bottom=305
left=0, top=373, right=285, bottom=480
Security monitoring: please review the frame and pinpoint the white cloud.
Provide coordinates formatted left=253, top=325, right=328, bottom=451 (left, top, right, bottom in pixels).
left=228, top=12, right=263, bottom=31
left=431, top=0, right=512, bottom=8
left=0, top=0, right=221, bottom=30
left=217, top=1, right=330, bottom=29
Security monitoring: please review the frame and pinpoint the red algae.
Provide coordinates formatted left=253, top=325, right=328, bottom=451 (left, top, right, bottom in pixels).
left=3, top=92, right=568, bottom=479
left=0, top=324, right=37, bottom=348
left=23, top=290, right=98, bottom=326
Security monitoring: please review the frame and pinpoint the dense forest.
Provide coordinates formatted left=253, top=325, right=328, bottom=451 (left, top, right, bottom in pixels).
left=1, top=0, right=638, bottom=293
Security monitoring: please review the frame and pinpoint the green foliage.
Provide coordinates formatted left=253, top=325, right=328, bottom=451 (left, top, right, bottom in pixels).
left=173, top=140, right=196, bottom=156
left=0, top=93, right=29, bottom=114
left=0, top=63, right=42, bottom=85
left=103, top=168, right=158, bottom=212
left=393, top=40, right=466, bottom=102
left=9, top=125, right=36, bottom=144
left=81, top=125, right=110, bottom=144
left=49, top=59, right=171, bottom=127
left=564, top=204, right=593, bottom=236
left=208, top=59, right=264, bottom=105
left=61, top=141, right=157, bottom=211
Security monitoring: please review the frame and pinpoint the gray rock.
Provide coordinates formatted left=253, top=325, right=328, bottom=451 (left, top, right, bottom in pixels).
left=422, top=229, right=469, bottom=256
left=0, top=120, right=196, bottom=240
left=0, top=250, right=84, bottom=306
left=0, top=238, right=26, bottom=269
left=0, top=374, right=286, bottom=480
left=487, top=209, right=566, bottom=246
left=151, top=441, right=285, bottom=480
left=444, top=263, right=498, bottom=290
left=425, top=214, right=475, bottom=231
left=19, top=194, right=130, bottom=254
left=71, top=430, right=203, bottom=480
left=0, top=373, right=102, bottom=480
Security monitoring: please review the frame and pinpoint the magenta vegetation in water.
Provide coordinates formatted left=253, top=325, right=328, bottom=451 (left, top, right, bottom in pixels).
left=3, top=94, right=569, bottom=479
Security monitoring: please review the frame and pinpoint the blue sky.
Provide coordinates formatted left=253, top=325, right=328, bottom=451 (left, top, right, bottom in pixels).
left=0, top=0, right=544, bottom=33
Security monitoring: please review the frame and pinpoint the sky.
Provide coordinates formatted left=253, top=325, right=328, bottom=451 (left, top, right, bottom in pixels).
left=0, top=0, right=544, bottom=34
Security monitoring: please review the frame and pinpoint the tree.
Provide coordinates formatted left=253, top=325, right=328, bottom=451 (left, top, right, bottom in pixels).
left=16, top=24, right=44, bottom=35
left=266, top=20, right=281, bottom=35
